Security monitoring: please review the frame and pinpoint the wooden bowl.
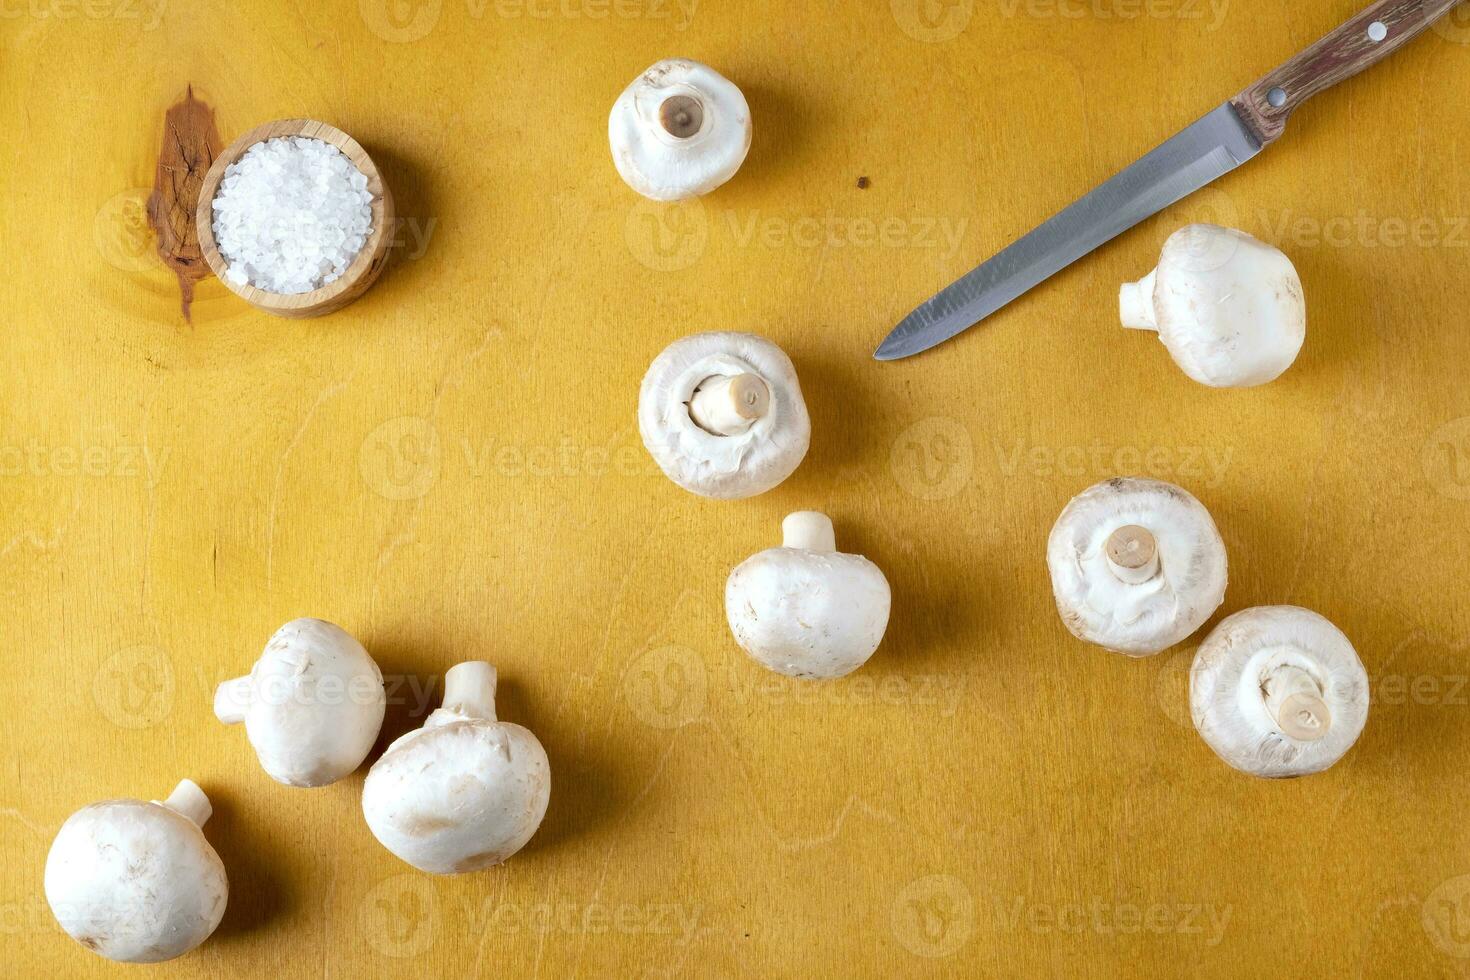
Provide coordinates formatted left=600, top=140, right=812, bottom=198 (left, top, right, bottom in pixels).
left=196, top=119, right=395, bottom=318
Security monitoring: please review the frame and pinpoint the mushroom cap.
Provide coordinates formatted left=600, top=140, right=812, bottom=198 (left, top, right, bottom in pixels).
left=1047, top=477, right=1227, bottom=656
left=638, top=332, right=810, bottom=499
left=609, top=59, right=752, bottom=201
left=222, top=618, right=386, bottom=787
left=1191, top=605, right=1369, bottom=778
left=44, top=794, right=227, bottom=962
left=1151, top=224, right=1305, bottom=387
left=362, top=717, right=550, bottom=875
left=726, top=541, right=891, bottom=680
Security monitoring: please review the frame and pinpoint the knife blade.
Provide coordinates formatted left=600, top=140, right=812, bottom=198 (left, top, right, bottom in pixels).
left=875, top=104, right=1259, bottom=362
left=875, top=0, right=1466, bottom=361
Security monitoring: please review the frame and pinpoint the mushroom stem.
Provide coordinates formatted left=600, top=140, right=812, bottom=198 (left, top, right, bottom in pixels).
left=213, top=675, right=252, bottom=725
left=658, top=94, right=704, bottom=139
left=689, top=373, right=769, bottom=435
left=782, top=511, right=836, bottom=552
left=159, top=779, right=212, bottom=828
left=442, top=661, right=498, bottom=723
left=1264, top=664, right=1332, bottom=741
left=1119, top=269, right=1159, bottom=331
left=1105, top=524, right=1159, bottom=584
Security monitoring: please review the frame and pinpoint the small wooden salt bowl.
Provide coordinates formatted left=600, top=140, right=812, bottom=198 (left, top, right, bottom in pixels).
left=196, top=119, right=395, bottom=318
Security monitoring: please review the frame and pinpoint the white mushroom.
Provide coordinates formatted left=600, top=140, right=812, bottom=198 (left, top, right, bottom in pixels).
left=609, top=58, right=752, bottom=201
left=44, top=780, right=227, bottom=963
left=1119, top=223, right=1305, bottom=387
left=639, top=331, right=810, bottom=499
left=214, top=618, right=386, bottom=787
left=726, top=511, right=891, bottom=680
left=1191, top=605, right=1369, bottom=778
left=1047, top=477, right=1227, bottom=656
left=362, top=662, right=550, bottom=874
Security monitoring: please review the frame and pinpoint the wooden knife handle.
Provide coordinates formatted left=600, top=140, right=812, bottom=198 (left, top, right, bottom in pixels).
left=1231, top=0, right=1464, bottom=144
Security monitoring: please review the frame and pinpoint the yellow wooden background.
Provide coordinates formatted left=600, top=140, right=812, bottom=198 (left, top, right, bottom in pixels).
left=3, top=0, right=1470, bottom=976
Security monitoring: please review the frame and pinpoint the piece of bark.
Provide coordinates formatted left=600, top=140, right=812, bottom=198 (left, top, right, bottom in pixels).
left=146, top=86, right=222, bottom=322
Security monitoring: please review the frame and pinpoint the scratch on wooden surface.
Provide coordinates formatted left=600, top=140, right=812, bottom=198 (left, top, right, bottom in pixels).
left=1375, top=893, right=1421, bottom=913
left=570, top=840, right=622, bottom=974
left=288, top=0, right=352, bottom=77
left=566, top=426, right=640, bottom=517
left=583, top=580, right=689, bottom=749
left=1279, top=399, right=1337, bottom=599
left=768, top=794, right=902, bottom=854
left=266, top=378, right=353, bottom=586
left=140, top=403, right=159, bottom=611
left=530, top=873, right=557, bottom=980
left=442, top=326, right=504, bottom=394
left=0, top=526, right=70, bottom=559
left=0, top=807, right=46, bottom=837
left=467, top=871, right=508, bottom=979
left=630, top=731, right=684, bottom=812
left=368, top=327, right=502, bottom=619
left=318, top=849, right=340, bottom=970
left=556, top=737, right=688, bottom=973
left=704, top=718, right=920, bottom=854
left=0, top=490, right=82, bottom=560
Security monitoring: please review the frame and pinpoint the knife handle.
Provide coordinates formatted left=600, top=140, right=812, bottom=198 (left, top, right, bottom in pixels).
left=1231, top=0, right=1464, bottom=144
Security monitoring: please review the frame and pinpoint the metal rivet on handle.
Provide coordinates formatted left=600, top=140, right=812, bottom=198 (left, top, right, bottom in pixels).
left=1367, top=21, right=1388, bottom=42
left=1267, top=87, right=1287, bottom=108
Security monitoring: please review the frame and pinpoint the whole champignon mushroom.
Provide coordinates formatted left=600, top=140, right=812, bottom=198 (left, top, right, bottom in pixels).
left=214, top=618, right=386, bottom=787
left=609, top=58, right=752, bottom=201
left=726, top=511, right=891, bottom=680
left=362, top=662, right=550, bottom=874
left=1119, top=223, right=1305, bottom=387
left=1047, top=477, right=1227, bottom=656
left=1191, top=605, right=1369, bottom=778
left=44, top=780, right=227, bottom=963
left=639, top=331, right=810, bottom=499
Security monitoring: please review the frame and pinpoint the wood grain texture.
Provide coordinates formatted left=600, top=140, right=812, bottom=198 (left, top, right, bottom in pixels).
left=1232, top=0, right=1464, bottom=142
left=195, top=119, right=395, bottom=319
left=1, top=1, right=1469, bottom=977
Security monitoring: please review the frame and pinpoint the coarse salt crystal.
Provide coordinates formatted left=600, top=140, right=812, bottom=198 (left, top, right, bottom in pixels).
left=211, top=136, right=375, bottom=295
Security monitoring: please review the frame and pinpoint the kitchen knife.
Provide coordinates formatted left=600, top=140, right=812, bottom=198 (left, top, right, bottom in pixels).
left=875, top=0, right=1465, bottom=362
